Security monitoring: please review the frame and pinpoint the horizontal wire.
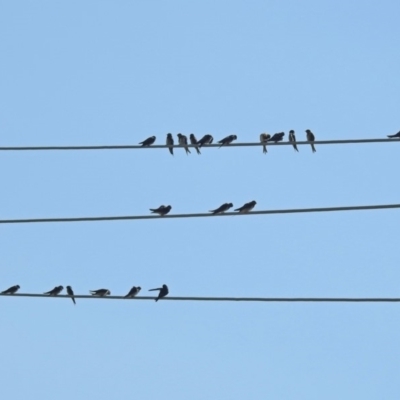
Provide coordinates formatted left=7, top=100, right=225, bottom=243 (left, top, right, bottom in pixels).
left=0, top=138, right=398, bottom=151
left=1, top=293, right=399, bottom=302
left=0, top=203, right=399, bottom=225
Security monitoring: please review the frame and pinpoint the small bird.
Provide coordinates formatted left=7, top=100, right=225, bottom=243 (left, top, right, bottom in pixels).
left=260, top=133, right=271, bottom=154
left=197, top=134, right=214, bottom=147
left=149, top=284, right=169, bottom=302
left=269, top=132, right=285, bottom=143
left=139, top=136, right=156, bottom=147
left=124, top=286, right=141, bottom=298
left=387, top=131, right=400, bottom=138
left=289, top=130, right=299, bottom=152
left=90, top=289, right=111, bottom=297
left=150, top=205, right=172, bottom=216
left=218, top=134, right=237, bottom=147
left=1, top=285, right=20, bottom=294
left=166, top=133, right=174, bottom=155
left=305, top=129, right=316, bottom=152
left=44, top=286, right=64, bottom=296
left=235, top=200, right=257, bottom=213
left=189, top=134, right=201, bottom=154
left=177, top=134, right=191, bottom=155
left=209, top=202, right=233, bottom=214
left=66, top=286, right=76, bottom=305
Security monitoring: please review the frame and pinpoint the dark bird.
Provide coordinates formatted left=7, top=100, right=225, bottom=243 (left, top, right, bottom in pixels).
left=90, top=289, right=111, bottom=297
left=44, top=285, right=64, bottom=296
left=289, top=130, right=299, bottom=152
left=66, top=286, right=76, bottom=305
left=166, top=133, right=174, bottom=155
left=235, top=200, right=257, bottom=213
left=260, top=133, right=271, bottom=154
left=218, top=134, right=237, bottom=147
left=1, top=285, right=20, bottom=294
left=189, top=133, right=201, bottom=154
left=139, top=136, right=156, bottom=147
left=150, top=205, right=172, bottom=216
left=149, top=284, right=169, bottom=302
left=209, top=202, right=233, bottom=214
left=268, top=132, right=285, bottom=143
left=177, top=133, right=191, bottom=155
left=197, top=134, right=214, bottom=147
left=305, top=129, right=316, bottom=152
left=387, top=131, right=400, bottom=138
left=124, top=286, right=141, bottom=298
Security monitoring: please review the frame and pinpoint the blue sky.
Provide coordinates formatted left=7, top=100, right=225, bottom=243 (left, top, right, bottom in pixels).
left=1, top=1, right=400, bottom=399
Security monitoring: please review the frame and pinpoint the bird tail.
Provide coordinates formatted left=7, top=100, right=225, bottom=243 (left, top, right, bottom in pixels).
left=294, top=145, right=299, bottom=152
left=387, top=134, right=398, bottom=138
left=149, top=288, right=161, bottom=291
left=71, top=297, right=76, bottom=305
left=262, top=145, right=267, bottom=154
left=195, top=147, right=201, bottom=155
left=311, top=144, right=316, bottom=153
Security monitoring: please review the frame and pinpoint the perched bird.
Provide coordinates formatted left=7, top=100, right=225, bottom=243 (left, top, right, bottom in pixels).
left=189, top=133, right=201, bottom=154
left=197, top=134, right=214, bottom=147
left=260, top=133, right=271, bottom=154
left=218, top=134, right=237, bottom=147
left=149, top=284, right=169, bottom=302
left=269, top=132, right=285, bottom=143
left=235, top=200, right=257, bottom=213
left=44, top=285, right=64, bottom=296
left=1, top=285, right=20, bottom=294
left=209, top=202, right=233, bottom=214
left=177, top=133, right=191, bottom=155
left=90, top=289, right=111, bottom=297
left=289, top=130, right=299, bottom=152
left=166, top=133, right=174, bottom=155
left=305, top=129, right=316, bottom=152
left=66, top=285, right=76, bottom=305
left=124, top=286, right=141, bottom=298
left=139, top=136, right=156, bottom=147
left=150, top=205, right=172, bottom=216
left=387, top=131, right=400, bottom=138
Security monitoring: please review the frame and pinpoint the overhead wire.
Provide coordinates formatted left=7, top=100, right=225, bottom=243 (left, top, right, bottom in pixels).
left=0, top=203, right=399, bottom=225
left=1, top=293, right=399, bottom=302
left=0, top=138, right=398, bottom=151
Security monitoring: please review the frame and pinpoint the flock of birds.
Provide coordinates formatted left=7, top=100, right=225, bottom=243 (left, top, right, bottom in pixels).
left=0, top=284, right=169, bottom=304
left=138, top=130, right=318, bottom=154
left=150, top=200, right=256, bottom=216
left=139, top=129, right=400, bottom=155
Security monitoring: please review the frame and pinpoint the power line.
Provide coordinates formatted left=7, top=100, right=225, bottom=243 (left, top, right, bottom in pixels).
left=1, top=293, right=399, bottom=302
left=0, top=203, right=399, bottom=225
left=0, top=138, right=398, bottom=151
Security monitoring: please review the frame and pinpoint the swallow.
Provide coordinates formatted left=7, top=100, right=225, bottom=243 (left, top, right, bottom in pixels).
left=44, top=285, right=64, bottom=296
left=218, top=134, right=237, bottom=147
left=209, top=202, right=233, bottom=214
left=149, top=284, right=169, bottom=302
left=139, top=136, right=156, bottom=147
left=260, top=133, right=271, bottom=154
left=189, top=133, right=201, bottom=154
left=235, top=200, right=257, bottom=213
left=66, top=285, right=76, bottom=305
left=197, top=134, right=214, bottom=147
left=305, top=129, right=316, bottom=152
left=1, top=285, right=20, bottom=294
left=289, top=130, right=299, bottom=152
left=150, top=205, right=172, bottom=216
left=166, top=133, right=174, bottom=155
left=387, top=131, right=400, bottom=138
left=90, top=289, right=111, bottom=297
left=177, top=134, right=191, bottom=155
left=268, top=132, right=285, bottom=143
left=124, top=286, right=141, bottom=298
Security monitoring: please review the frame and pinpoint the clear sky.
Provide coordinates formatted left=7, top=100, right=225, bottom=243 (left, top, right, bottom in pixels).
left=1, top=1, right=400, bottom=399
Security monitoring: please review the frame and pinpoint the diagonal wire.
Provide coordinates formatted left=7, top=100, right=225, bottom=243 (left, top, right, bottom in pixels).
left=0, top=203, right=399, bottom=225
left=0, top=138, right=398, bottom=151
